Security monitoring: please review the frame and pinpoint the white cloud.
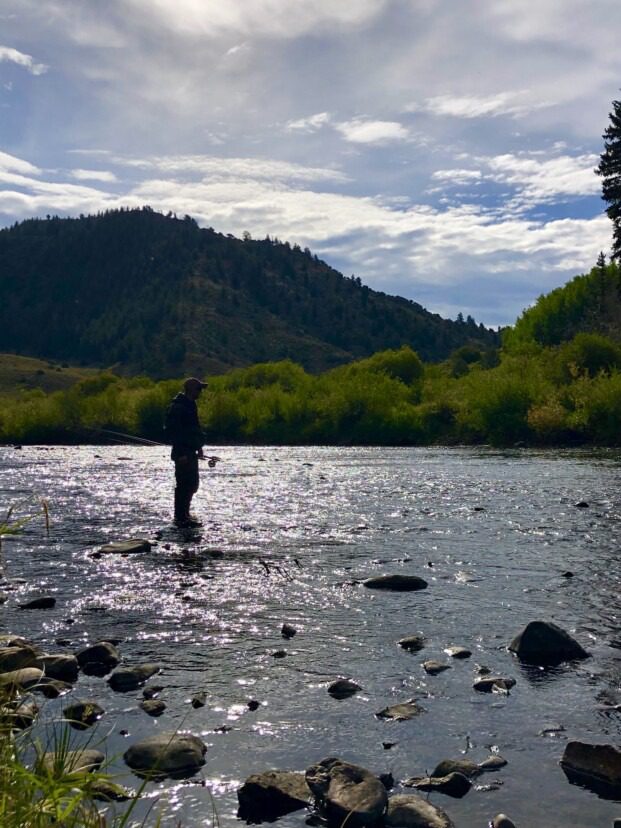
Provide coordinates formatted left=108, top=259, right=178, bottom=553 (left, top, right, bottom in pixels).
left=286, top=112, right=331, bottom=132
left=0, top=45, right=47, bottom=75
left=335, top=119, right=409, bottom=145
left=432, top=169, right=482, bottom=184
left=70, top=169, right=118, bottom=183
left=409, top=92, right=546, bottom=120
left=0, top=150, right=40, bottom=175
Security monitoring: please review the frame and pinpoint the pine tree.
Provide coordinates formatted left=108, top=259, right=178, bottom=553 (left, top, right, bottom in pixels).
left=596, top=97, right=621, bottom=259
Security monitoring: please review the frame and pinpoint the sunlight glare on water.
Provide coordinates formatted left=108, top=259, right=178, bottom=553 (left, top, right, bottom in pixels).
left=1, top=445, right=621, bottom=827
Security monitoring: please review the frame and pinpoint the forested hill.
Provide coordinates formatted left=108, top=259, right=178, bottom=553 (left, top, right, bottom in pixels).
left=0, top=207, right=497, bottom=376
left=504, top=258, right=621, bottom=351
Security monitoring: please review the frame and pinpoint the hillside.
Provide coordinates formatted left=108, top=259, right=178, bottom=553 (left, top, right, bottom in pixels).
left=0, top=208, right=497, bottom=376
left=0, top=354, right=97, bottom=396
left=504, top=259, right=621, bottom=351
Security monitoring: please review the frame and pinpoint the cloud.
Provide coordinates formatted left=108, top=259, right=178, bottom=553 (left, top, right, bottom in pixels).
left=408, top=92, right=545, bottom=120
left=335, top=119, right=409, bottom=145
left=0, top=45, right=47, bottom=75
left=0, top=150, right=41, bottom=175
left=70, top=169, right=118, bottom=182
left=286, top=112, right=331, bottom=132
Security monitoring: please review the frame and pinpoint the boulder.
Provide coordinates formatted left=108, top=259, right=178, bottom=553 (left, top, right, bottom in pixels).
left=75, top=641, right=120, bottom=673
left=376, top=699, right=424, bottom=721
left=491, top=816, right=517, bottom=828
left=479, top=755, right=508, bottom=772
left=328, top=679, right=362, bottom=699
left=140, top=699, right=166, bottom=717
left=2, top=700, right=38, bottom=729
left=305, top=758, right=387, bottom=827
left=0, top=667, right=44, bottom=691
left=237, top=770, right=312, bottom=822
left=91, top=780, right=132, bottom=802
left=108, top=663, right=161, bottom=692
left=445, top=646, right=471, bottom=659
left=561, top=741, right=621, bottom=794
left=36, top=678, right=73, bottom=698
left=124, top=732, right=206, bottom=779
left=399, top=635, right=425, bottom=652
left=191, top=692, right=206, bottom=708
left=431, top=759, right=481, bottom=779
left=404, top=772, right=471, bottom=798
left=508, top=620, right=589, bottom=666
left=385, top=793, right=454, bottom=828
left=473, top=676, right=516, bottom=693
left=40, top=749, right=105, bottom=775
left=363, top=575, right=428, bottom=592
left=40, top=654, right=79, bottom=683
left=423, top=661, right=451, bottom=676
left=281, top=624, right=297, bottom=639
left=0, top=645, right=40, bottom=673
left=63, top=700, right=105, bottom=730
left=97, top=539, right=151, bottom=555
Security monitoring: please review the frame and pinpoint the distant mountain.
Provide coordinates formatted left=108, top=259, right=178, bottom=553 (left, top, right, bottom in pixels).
left=504, top=258, right=621, bottom=351
left=0, top=208, right=498, bottom=376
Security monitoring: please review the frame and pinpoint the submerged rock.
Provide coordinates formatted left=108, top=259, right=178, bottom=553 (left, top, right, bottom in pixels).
left=108, top=663, right=161, bottom=692
left=404, top=772, right=471, bottom=798
left=124, top=731, right=207, bottom=779
left=385, top=793, right=454, bottom=828
left=560, top=741, right=621, bottom=794
left=305, top=757, right=387, bottom=827
left=508, top=620, right=589, bottom=666
left=19, top=596, right=56, bottom=610
left=376, top=699, right=424, bottom=721
left=363, top=575, right=428, bottom=592
left=63, top=700, right=105, bottom=730
left=328, top=679, right=362, bottom=699
left=398, top=635, right=425, bottom=652
left=97, top=539, right=151, bottom=555
left=237, top=770, right=312, bottom=822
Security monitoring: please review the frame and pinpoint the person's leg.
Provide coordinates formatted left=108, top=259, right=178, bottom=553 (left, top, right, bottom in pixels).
left=174, top=455, right=200, bottom=524
left=185, top=455, right=200, bottom=520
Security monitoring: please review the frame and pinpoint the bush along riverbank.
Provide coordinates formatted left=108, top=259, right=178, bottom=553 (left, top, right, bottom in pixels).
left=3, top=331, right=621, bottom=447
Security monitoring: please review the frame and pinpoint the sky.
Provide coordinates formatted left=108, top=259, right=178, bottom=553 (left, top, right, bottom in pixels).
left=1, top=0, right=620, bottom=328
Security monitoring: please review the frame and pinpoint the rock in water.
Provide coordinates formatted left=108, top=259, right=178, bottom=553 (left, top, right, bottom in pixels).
left=124, top=732, right=207, bottom=779
left=0, top=645, right=40, bottom=673
left=491, top=816, right=517, bottom=828
left=237, top=770, right=312, bottom=822
left=385, top=793, right=454, bottom=828
left=398, top=635, right=425, bottom=652
left=63, top=700, right=105, bottom=730
left=140, top=699, right=166, bottom=717
left=423, top=661, right=451, bottom=676
left=40, top=654, right=79, bottom=683
left=560, top=741, right=621, bottom=794
left=305, top=758, right=387, bottom=827
left=75, top=641, right=120, bottom=674
left=328, top=679, right=362, bottom=699
left=40, top=749, right=105, bottom=775
left=376, top=699, right=424, bottom=721
left=508, top=620, right=589, bottom=666
left=473, top=676, right=516, bottom=693
left=281, top=623, right=297, bottom=639
left=97, top=539, right=151, bottom=555
left=445, top=646, right=471, bottom=659
left=0, top=667, right=44, bottom=691
left=431, top=759, right=481, bottom=779
left=19, top=597, right=56, bottom=610
left=363, top=575, right=428, bottom=592
left=404, top=772, right=471, bottom=798
left=108, top=663, right=161, bottom=691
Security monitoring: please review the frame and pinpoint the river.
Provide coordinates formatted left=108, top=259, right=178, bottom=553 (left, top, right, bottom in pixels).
left=1, top=445, right=620, bottom=827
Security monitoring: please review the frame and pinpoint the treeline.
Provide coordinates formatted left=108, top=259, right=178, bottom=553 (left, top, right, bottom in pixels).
left=0, top=208, right=497, bottom=376
left=2, top=336, right=621, bottom=447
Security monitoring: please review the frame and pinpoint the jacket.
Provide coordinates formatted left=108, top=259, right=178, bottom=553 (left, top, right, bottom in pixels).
left=164, top=393, right=204, bottom=460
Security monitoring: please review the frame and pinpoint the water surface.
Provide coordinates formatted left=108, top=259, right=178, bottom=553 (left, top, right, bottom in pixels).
left=1, top=445, right=620, bottom=827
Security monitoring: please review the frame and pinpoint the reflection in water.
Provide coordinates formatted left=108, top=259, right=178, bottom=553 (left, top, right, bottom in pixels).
left=1, top=445, right=621, bottom=826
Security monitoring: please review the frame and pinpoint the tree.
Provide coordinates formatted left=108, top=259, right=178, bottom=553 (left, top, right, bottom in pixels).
left=596, top=97, right=621, bottom=260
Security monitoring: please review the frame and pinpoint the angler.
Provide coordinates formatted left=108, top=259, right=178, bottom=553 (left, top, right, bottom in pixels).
left=164, top=377, right=210, bottom=528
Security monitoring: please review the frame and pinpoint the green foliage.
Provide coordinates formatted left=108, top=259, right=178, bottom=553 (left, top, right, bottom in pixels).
left=596, top=96, right=621, bottom=259
left=554, top=333, right=621, bottom=381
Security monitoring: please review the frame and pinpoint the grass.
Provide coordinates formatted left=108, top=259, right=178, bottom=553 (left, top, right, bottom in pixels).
left=0, top=354, right=99, bottom=396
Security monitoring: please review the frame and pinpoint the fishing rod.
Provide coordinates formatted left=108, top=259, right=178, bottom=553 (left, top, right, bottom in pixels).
left=84, top=427, right=221, bottom=465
